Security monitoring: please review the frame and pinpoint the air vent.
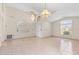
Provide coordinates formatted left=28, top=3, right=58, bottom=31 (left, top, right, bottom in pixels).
left=7, top=35, right=12, bottom=39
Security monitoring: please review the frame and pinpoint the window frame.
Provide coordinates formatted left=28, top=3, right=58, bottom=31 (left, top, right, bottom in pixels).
left=60, top=20, right=72, bottom=36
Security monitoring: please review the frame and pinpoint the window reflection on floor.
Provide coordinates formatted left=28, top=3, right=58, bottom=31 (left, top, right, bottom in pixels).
left=60, top=39, right=73, bottom=55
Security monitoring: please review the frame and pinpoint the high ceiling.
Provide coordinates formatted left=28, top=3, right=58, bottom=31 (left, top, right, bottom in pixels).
left=5, top=3, right=79, bottom=22
left=6, top=3, right=79, bottom=12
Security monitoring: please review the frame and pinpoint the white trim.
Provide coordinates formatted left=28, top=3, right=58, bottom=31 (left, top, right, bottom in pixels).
left=0, top=35, right=6, bottom=47
left=0, top=35, right=6, bottom=40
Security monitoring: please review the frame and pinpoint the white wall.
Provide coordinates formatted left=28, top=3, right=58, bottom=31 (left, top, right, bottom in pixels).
left=36, top=16, right=52, bottom=38
left=1, top=4, right=52, bottom=39
left=2, top=5, right=36, bottom=39
left=36, top=21, right=51, bottom=38
left=0, top=4, right=2, bottom=40
left=49, top=9, right=79, bottom=22
left=72, top=17, right=79, bottom=39
left=2, top=4, right=79, bottom=40
left=0, top=4, right=5, bottom=40
left=51, top=17, right=79, bottom=40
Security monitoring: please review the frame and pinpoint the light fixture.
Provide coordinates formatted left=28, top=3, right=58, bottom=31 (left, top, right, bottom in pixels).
left=41, top=9, right=51, bottom=17
left=30, top=11, right=37, bottom=22
left=31, top=14, right=35, bottom=21
left=40, top=3, right=51, bottom=17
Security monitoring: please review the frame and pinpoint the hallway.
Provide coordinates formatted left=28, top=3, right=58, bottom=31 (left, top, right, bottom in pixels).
left=0, top=37, right=79, bottom=55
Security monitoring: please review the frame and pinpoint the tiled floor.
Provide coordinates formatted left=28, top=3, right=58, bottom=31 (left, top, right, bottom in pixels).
left=0, top=37, right=79, bottom=55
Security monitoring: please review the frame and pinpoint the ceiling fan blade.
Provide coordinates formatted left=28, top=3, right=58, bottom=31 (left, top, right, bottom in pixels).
left=30, top=10, right=39, bottom=16
left=51, top=10, right=56, bottom=14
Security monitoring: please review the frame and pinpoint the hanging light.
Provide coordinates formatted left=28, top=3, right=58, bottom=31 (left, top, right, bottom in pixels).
left=30, top=11, right=36, bottom=22
left=31, top=14, right=35, bottom=21
left=41, top=3, right=51, bottom=17
left=41, top=9, right=51, bottom=17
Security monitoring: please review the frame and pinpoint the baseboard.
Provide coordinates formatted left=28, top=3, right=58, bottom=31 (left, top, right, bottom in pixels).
left=0, top=35, right=6, bottom=47
left=13, top=35, right=36, bottom=40
left=52, top=35, right=79, bottom=40
left=36, top=35, right=52, bottom=39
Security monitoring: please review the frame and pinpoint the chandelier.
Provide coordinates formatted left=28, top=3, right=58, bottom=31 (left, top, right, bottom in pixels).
left=40, top=3, right=51, bottom=17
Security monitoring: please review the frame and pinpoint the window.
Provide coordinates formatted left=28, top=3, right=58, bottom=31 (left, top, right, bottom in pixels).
left=60, top=20, right=72, bottom=35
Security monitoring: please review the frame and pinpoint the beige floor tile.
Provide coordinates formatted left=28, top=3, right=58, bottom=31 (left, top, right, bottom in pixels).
left=0, top=37, right=79, bottom=55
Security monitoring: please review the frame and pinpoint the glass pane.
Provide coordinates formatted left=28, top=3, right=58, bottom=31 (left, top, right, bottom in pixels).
left=60, top=20, right=72, bottom=35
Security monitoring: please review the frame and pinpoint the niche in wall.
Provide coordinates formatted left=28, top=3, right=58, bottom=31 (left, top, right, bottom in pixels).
left=17, top=19, right=35, bottom=34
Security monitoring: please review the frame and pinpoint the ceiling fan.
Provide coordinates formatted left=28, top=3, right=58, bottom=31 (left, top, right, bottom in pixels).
left=40, top=3, right=56, bottom=17
left=26, top=3, right=56, bottom=22
left=29, top=3, right=55, bottom=15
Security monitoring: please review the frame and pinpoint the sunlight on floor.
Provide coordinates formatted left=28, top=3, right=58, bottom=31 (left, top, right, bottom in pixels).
left=60, top=39, right=73, bottom=55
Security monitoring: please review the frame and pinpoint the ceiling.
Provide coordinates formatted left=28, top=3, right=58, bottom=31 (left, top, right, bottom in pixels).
left=6, top=3, right=79, bottom=12
left=5, top=3, right=79, bottom=22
